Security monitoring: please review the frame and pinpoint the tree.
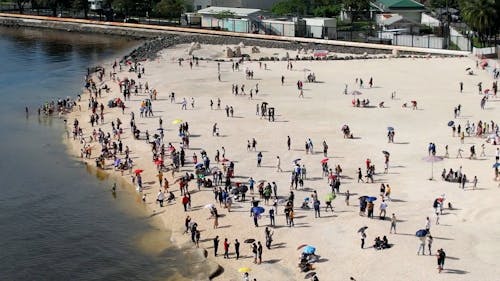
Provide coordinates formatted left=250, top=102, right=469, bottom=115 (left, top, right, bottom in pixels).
left=342, top=0, right=370, bottom=22
left=154, top=0, right=184, bottom=20
left=459, top=0, right=498, bottom=46
left=72, top=0, right=89, bottom=18
left=271, top=0, right=308, bottom=16
left=312, top=4, right=341, bottom=17
left=16, top=0, right=30, bottom=13
left=429, top=0, right=459, bottom=9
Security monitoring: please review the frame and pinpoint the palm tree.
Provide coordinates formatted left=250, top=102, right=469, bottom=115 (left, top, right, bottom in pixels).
left=460, top=0, right=498, bottom=46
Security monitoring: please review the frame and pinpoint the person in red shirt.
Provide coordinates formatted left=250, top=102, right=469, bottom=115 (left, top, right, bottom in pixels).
left=223, top=238, right=230, bottom=259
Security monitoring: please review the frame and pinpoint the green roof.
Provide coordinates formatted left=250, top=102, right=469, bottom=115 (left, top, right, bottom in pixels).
left=376, top=0, right=425, bottom=10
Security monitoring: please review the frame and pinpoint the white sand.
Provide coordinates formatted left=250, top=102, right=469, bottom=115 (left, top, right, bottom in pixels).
left=67, top=43, right=500, bottom=281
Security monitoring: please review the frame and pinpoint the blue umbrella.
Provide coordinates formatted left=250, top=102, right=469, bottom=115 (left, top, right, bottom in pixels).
left=293, top=158, right=301, bottom=163
left=493, top=163, right=500, bottom=168
left=113, top=158, right=121, bottom=167
left=387, top=126, right=394, bottom=131
left=195, top=163, right=204, bottom=169
left=415, top=229, right=428, bottom=237
left=447, top=121, right=454, bottom=127
left=252, top=206, right=265, bottom=215
left=303, top=245, right=316, bottom=255
left=366, top=196, right=377, bottom=202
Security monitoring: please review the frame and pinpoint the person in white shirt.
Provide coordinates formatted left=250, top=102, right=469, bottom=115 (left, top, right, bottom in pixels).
left=156, top=190, right=165, bottom=207
left=379, top=200, right=388, bottom=219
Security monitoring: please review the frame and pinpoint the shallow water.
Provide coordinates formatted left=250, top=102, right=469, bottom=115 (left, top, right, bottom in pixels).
left=0, top=26, right=210, bottom=281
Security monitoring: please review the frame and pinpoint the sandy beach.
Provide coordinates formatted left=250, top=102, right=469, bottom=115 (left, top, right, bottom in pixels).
left=66, top=43, right=499, bottom=281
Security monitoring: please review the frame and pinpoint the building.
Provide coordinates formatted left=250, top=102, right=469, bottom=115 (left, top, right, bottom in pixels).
left=197, top=6, right=263, bottom=33
left=371, top=0, right=426, bottom=23
left=376, top=13, right=420, bottom=33
left=192, top=0, right=280, bottom=11
left=303, top=17, right=337, bottom=39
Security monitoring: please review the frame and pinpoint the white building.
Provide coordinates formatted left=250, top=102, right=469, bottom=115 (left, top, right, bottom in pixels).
left=191, top=0, right=280, bottom=11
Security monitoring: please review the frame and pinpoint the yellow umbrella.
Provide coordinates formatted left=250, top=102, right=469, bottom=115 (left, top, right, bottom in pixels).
left=238, top=267, right=251, bottom=273
left=172, top=119, right=183, bottom=125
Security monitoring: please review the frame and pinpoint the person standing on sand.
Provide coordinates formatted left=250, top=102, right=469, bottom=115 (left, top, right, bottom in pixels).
left=252, top=243, right=258, bottom=263
left=213, top=236, right=219, bottom=256
left=287, top=136, right=291, bottom=150
left=281, top=75, right=285, bottom=85
left=276, top=156, right=282, bottom=172
left=417, top=237, right=425, bottom=255
left=390, top=213, right=397, bottom=233
left=345, top=190, right=350, bottom=205
left=257, top=152, right=263, bottom=167
left=257, top=241, right=263, bottom=264
left=360, top=230, right=366, bottom=249
left=269, top=208, right=275, bottom=226
left=235, top=239, right=240, bottom=260
left=223, top=238, right=230, bottom=259
left=427, top=235, right=433, bottom=255
left=459, top=81, right=463, bottom=93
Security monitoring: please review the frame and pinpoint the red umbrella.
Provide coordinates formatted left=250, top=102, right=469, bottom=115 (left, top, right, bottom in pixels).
left=296, top=244, right=308, bottom=250
left=321, top=158, right=329, bottom=164
left=154, top=159, right=163, bottom=165
left=134, top=169, right=144, bottom=174
left=221, top=158, right=229, bottom=163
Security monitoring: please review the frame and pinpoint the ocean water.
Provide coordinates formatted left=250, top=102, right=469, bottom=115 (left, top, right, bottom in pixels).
left=0, top=26, right=210, bottom=281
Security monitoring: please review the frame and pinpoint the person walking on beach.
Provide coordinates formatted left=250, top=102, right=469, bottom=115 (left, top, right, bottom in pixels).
left=437, top=248, right=446, bottom=273
left=156, top=190, right=165, bottom=207
left=213, top=236, right=219, bottom=256
left=357, top=168, right=364, bottom=183
left=257, top=152, right=263, bottom=167
left=459, top=81, right=463, bottom=93
left=314, top=199, right=321, bottom=218
left=223, top=238, right=230, bottom=259
left=345, top=190, right=350, bottom=206
left=265, top=227, right=273, bottom=249
left=390, top=213, right=397, bottom=233
left=287, top=136, right=291, bottom=150
left=276, top=156, right=282, bottom=172
left=425, top=217, right=431, bottom=233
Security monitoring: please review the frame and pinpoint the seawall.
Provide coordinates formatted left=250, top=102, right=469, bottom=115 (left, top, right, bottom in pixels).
left=0, top=13, right=471, bottom=57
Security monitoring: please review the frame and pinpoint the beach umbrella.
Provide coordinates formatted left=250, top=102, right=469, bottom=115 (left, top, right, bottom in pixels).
left=157, top=128, right=164, bottom=131
left=320, top=158, right=329, bottom=164
left=366, top=196, right=377, bottom=202
left=297, top=244, right=308, bottom=250
left=423, top=156, right=444, bottom=180
left=325, top=193, right=336, bottom=201
left=221, top=158, right=229, bottom=163
left=114, top=158, right=121, bottom=166
left=484, top=89, right=490, bottom=94
left=415, top=229, right=428, bottom=237
left=168, top=146, right=175, bottom=152
left=231, top=188, right=240, bottom=194
left=493, top=163, right=500, bottom=168
left=465, top=67, right=471, bottom=71
left=277, top=198, right=287, bottom=205
left=252, top=206, right=265, bottom=215
left=239, top=185, right=248, bottom=193
left=303, top=245, right=316, bottom=255
left=172, top=119, right=183, bottom=125
left=351, top=90, right=363, bottom=95
left=304, top=272, right=317, bottom=279
left=357, top=226, right=368, bottom=233
left=134, top=169, right=144, bottom=174
left=204, top=203, right=214, bottom=209
left=195, top=163, right=204, bottom=169
left=238, top=267, right=251, bottom=273
left=387, top=126, right=394, bottom=131
left=244, top=239, right=255, bottom=244
left=447, top=121, right=454, bottom=127
left=382, top=150, right=390, bottom=156
left=293, top=158, right=301, bottom=163
left=154, top=159, right=163, bottom=165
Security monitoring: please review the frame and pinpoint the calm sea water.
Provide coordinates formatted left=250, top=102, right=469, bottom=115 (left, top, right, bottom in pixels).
left=0, top=27, right=210, bottom=281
